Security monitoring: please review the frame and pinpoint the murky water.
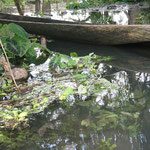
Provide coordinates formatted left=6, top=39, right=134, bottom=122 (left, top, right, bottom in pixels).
left=1, top=1, right=150, bottom=150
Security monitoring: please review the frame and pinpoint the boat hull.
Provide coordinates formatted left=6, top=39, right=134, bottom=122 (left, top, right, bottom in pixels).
left=0, top=13, right=150, bottom=45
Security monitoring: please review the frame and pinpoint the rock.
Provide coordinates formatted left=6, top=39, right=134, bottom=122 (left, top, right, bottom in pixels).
left=5, top=68, right=28, bottom=81
left=0, top=57, right=28, bottom=81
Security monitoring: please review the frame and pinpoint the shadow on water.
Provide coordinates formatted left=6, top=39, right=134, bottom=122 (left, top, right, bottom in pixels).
left=48, top=40, right=150, bottom=73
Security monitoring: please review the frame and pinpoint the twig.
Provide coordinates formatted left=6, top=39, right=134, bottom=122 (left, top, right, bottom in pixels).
left=0, top=39, right=20, bottom=93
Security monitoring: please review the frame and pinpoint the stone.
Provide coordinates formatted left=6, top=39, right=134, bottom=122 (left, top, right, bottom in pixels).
left=5, top=68, right=28, bottom=81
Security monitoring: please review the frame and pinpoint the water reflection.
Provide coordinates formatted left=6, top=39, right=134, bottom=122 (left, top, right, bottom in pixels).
left=23, top=65, right=150, bottom=150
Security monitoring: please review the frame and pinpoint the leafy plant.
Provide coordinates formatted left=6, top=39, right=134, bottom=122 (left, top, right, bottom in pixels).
left=59, top=87, right=74, bottom=100
left=49, top=54, right=77, bottom=70
left=66, top=0, right=145, bottom=10
left=73, top=74, right=88, bottom=79
left=0, top=23, right=50, bottom=61
left=99, top=138, right=117, bottom=150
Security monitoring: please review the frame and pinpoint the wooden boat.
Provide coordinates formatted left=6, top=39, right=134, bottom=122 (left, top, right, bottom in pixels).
left=0, top=12, right=150, bottom=45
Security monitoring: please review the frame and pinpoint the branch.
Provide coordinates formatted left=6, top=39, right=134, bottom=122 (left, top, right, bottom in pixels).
left=0, top=39, right=20, bottom=93
left=13, top=0, right=24, bottom=16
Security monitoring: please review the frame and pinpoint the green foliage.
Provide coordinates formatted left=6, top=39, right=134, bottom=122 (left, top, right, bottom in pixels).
left=66, top=0, right=90, bottom=9
left=89, top=12, right=115, bottom=24
left=80, top=102, right=141, bottom=136
left=136, top=9, right=150, bottom=24
left=0, top=23, right=34, bottom=57
left=70, top=52, right=78, bottom=57
left=0, top=0, right=14, bottom=9
left=66, top=0, right=145, bottom=10
left=1, top=23, right=30, bottom=57
left=0, top=0, right=27, bottom=9
left=0, top=105, right=28, bottom=129
left=49, top=54, right=77, bottom=70
left=99, top=138, right=117, bottom=150
left=0, top=23, right=51, bottom=65
left=48, top=53, right=114, bottom=102
left=49, top=54, right=62, bottom=69
left=59, top=87, right=74, bottom=100
left=73, top=74, right=88, bottom=79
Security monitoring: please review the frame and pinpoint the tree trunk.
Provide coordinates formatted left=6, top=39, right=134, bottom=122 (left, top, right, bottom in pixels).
left=13, top=0, right=24, bottom=16
left=35, top=0, right=41, bottom=14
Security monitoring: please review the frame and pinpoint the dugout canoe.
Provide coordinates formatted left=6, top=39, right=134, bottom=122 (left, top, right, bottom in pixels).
left=0, top=12, right=150, bottom=45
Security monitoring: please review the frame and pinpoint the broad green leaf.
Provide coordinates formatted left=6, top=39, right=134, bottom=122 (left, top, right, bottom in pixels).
left=59, top=63, right=67, bottom=69
left=49, top=54, right=76, bottom=70
left=49, top=54, right=62, bottom=70
left=60, top=54, right=72, bottom=64
left=6, top=36, right=31, bottom=57
left=0, top=24, right=14, bottom=39
left=18, top=112, right=28, bottom=118
left=70, top=52, right=78, bottom=57
left=59, top=87, right=74, bottom=100
left=25, top=44, right=37, bottom=58
left=73, top=74, right=88, bottom=79
left=68, top=59, right=77, bottom=67
left=9, top=23, right=29, bottom=39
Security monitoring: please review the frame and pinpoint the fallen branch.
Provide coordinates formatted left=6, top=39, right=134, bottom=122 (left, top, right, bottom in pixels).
left=0, top=39, right=20, bottom=93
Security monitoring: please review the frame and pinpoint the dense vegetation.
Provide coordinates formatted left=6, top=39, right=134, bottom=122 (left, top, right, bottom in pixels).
left=67, top=0, right=149, bottom=9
